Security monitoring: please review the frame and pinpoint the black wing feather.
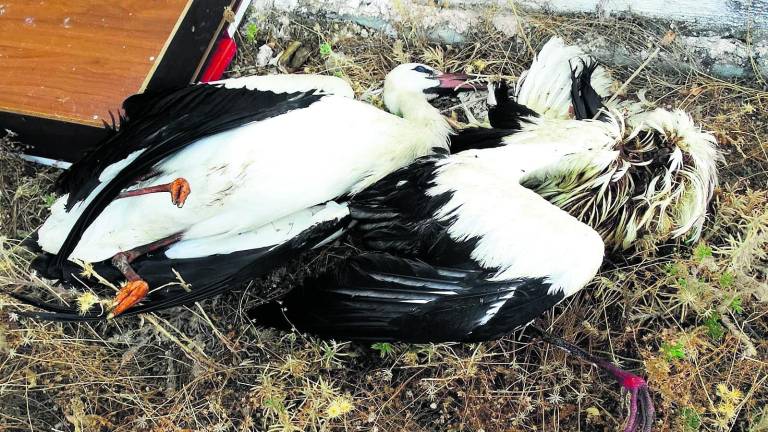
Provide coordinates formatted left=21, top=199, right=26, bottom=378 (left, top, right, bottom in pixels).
left=449, top=81, right=536, bottom=154
left=449, top=127, right=515, bottom=154
left=570, top=59, right=608, bottom=121
left=18, top=216, right=349, bottom=321
left=347, top=154, right=478, bottom=266
left=250, top=253, right=561, bottom=342
left=487, top=80, right=539, bottom=129
left=57, top=86, right=318, bottom=201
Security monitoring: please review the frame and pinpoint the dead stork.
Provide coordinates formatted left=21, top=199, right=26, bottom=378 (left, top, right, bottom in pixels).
left=249, top=40, right=720, bottom=432
left=13, top=39, right=721, bottom=431
left=20, top=65, right=477, bottom=319
left=250, top=111, right=659, bottom=430
left=454, top=37, right=720, bottom=250
left=253, top=102, right=719, bottom=431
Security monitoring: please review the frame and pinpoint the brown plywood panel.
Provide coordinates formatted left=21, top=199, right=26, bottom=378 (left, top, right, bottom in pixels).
left=0, top=0, right=191, bottom=126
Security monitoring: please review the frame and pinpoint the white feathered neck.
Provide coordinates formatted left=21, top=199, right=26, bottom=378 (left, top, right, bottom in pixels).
left=351, top=89, right=451, bottom=193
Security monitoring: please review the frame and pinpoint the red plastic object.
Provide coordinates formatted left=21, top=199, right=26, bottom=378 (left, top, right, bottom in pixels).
left=200, top=35, right=237, bottom=82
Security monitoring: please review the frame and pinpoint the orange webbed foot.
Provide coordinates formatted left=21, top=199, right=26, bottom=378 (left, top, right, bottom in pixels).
left=107, top=280, right=149, bottom=319
left=169, top=178, right=191, bottom=208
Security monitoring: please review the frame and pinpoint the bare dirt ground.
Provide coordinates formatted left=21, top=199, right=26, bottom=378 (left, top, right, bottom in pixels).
left=1, top=7, right=766, bottom=432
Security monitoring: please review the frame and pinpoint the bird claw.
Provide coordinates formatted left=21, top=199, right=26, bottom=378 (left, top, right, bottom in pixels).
left=107, top=280, right=149, bottom=319
left=621, top=375, right=655, bottom=432
left=169, top=178, right=191, bottom=208
left=118, top=177, right=190, bottom=207
left=527, top=326, right=656, bottom=432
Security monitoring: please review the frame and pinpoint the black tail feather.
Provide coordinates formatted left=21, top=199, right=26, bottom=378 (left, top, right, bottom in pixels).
left=8, top=292, right=81, bottom=314
left=18, top=311, right=105, bottom=322
left=9, top=292, right=106, bottom=322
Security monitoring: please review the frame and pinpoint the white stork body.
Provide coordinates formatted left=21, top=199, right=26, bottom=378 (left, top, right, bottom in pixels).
left=38, top=94, right=446, bottom=262
left=22, top=65, right=476, bottom=320
left=36, top=67, right=463, bottom=263
left=261, top=37, right=718, bottom=346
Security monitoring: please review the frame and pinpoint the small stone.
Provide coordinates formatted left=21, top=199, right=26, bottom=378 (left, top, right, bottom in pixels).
left=289, top=46, right=312, bottom=69
left=256, top=44, right=273, bottom=67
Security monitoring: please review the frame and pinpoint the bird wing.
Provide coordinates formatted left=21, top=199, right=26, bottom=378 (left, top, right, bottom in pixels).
left=485, top=80, right=539, bottom=130
left=515, top=37, right=612, bottom=120
left=249, top=148, right=607, bottom=342
left=355, top=144, right=609, bottom=290
left=450, top=44, right=611, bottom=153
left=346, top=151, right=477, bottom=266
left=50, top=85, right=325, bottom=271
left=448, top=126, right=517, bottom=154
left=449, top=80, right=536, bottom=154
left=249, top=252, right=558, bottom=342
left=211, top=74, right=355, bottom=98
left=17, top=203, right=350, bottom=321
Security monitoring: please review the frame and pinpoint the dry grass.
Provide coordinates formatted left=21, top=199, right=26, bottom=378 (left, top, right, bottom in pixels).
left=1, top=6, right=767, bottom=431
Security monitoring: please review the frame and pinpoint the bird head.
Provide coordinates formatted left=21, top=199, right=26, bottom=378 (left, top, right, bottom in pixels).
left=523, top=109, right=721, bottom=251
left=383, top=63, right=480, bottom=116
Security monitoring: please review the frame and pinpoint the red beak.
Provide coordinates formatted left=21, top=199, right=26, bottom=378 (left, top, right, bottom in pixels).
left=437, top=73, right=486, bottom=91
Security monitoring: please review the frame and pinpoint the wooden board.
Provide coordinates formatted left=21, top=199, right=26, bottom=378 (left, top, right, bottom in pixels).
left=0, top=0, right=234, bottom=162
left=0, top=0, right=194, bottom=127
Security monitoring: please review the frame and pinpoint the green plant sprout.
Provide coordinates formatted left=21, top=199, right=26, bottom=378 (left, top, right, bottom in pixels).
left=244, top=22, right=259, bottom=43
left=371, top=342, right=394, bottom=358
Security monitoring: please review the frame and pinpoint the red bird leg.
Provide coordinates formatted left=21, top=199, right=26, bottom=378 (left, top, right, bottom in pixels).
left=528, top=325, right=655, bottom=432
left=117, top=178, right=191, bottom=208
left=107, top=233, right=183, bottom=319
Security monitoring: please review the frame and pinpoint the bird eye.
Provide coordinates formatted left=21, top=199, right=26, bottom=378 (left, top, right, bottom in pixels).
left=413, top=65, right=434, bottom=75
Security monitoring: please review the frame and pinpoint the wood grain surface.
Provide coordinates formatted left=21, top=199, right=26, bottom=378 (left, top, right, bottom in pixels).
left=0, top=0, right=191, bottom=126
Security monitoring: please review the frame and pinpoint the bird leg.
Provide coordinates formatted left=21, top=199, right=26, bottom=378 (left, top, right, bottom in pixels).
left=528, top=325, right=655, bottom=432
left=117, top=178, right=191, bottom=208
left=107, top=233, right=182, bottom=319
